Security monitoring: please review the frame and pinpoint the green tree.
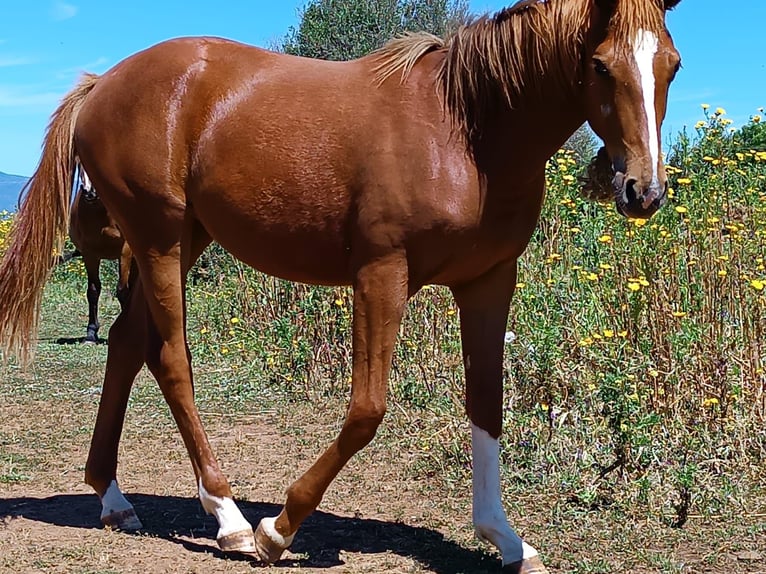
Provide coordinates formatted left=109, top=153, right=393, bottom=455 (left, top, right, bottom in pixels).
left=281, top=0, right=469, bottom=61
left=734, top=115, right=766, bottom=151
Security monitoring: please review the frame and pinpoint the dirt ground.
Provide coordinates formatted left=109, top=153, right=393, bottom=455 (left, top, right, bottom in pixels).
left=1, top=356, right=765, bottom=574
left=0, top=384, right=508, bottom=574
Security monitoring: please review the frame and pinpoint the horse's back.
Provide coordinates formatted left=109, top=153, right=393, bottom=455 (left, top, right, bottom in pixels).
left=73, top=37, right=487, bottom=286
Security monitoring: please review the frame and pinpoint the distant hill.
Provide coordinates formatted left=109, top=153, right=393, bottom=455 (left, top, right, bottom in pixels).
left=0, top=172, right=30, bottom=213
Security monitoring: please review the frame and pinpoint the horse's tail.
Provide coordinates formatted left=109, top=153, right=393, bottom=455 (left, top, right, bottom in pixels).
left=0, top=72, right=100, bottom=363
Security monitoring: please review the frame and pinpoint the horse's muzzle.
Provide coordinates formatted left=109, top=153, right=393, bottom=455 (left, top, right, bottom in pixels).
left=613, top=172, right=667, bottom=219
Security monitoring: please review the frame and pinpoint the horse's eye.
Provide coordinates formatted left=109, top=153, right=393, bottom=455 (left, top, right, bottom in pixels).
left=593, top=59, right=610, bottom=77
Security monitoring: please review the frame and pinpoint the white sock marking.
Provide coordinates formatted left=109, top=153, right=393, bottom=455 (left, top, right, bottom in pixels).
left=471, top=424, right=538, bottom=565
left=634, top=30, right=660, bottom=189
left=260, top=516, right=295, bottom=549
left=100, top=480, right=135, bottom=520
left=198, top=479, right=253, bottom=538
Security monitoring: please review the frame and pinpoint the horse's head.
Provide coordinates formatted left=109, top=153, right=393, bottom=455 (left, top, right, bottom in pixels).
left=584, top=0, right=682, bottom=219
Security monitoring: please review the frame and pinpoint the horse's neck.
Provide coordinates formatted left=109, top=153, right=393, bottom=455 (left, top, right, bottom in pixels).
left=472, top=95, right=588, bottom=180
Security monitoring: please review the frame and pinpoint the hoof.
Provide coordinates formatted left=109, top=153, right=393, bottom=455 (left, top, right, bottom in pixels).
left=101, top=508, right=143, bottom=531
left=254, top=519, right=290, bottom=564
left=218, top=528, right=257, bottom=554
left=503, top=556, right=549, bottom=574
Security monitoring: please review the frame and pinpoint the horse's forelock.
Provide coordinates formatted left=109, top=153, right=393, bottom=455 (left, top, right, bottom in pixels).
left=608, top=0, right=668, bottom=47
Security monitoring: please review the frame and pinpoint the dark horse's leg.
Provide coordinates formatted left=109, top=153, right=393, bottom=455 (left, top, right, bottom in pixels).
left=452, top=261, right=547, bottom=574
left=84, top=215, right=216, bottom=536
left=255, top=252, right=408, bottom=562
left=83, top=255, right=101, bottom=343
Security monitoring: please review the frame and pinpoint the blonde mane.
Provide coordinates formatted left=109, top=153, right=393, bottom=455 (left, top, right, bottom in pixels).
left=373, top=0, right=670, bottom=149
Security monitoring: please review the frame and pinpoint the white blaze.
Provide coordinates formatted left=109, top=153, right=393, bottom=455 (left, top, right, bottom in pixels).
left=633, top=30, right=660, bottom=188
left=471, top=424, right=538, bottom=565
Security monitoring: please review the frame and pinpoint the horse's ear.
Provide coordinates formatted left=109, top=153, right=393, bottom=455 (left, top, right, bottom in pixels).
left=665, top=0, right=682, bottom=10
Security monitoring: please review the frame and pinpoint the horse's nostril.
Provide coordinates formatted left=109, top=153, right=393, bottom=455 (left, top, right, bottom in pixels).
left=625, top=179, right=638, bottom=204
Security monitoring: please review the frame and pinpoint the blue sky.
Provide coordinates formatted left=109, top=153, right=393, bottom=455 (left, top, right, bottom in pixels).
left=1, top=1, right=763, bottom=176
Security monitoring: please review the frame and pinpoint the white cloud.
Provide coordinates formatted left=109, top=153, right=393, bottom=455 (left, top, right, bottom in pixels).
left=51, top=1, right=78, bottom=21
left=0, top=56, right=35, bottom=68
left=0, top=86, right=62, bottom=110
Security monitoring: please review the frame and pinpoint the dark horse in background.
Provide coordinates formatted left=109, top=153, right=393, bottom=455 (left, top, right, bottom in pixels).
left=63, top=165, right=133, bottom=342
left=0, top=0, right=682, bottom=572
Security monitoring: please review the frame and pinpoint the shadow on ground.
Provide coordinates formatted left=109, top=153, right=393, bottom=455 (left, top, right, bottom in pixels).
left=52, top=336, right=107, bottom=345
left=0, top=493, right=501, bottom=573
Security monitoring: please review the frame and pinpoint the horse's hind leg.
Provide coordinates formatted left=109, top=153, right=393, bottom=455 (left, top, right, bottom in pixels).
left=85, top=272, right=147, bottom=530
left=452, top=261, right=547, bottom=574
left=255, top=253, right=408, bottom=563
left=134, top=214, right=255, bottom=552
left=84, top=219, right=216, bottom=535
left=83, top=255, right=102, bottom=343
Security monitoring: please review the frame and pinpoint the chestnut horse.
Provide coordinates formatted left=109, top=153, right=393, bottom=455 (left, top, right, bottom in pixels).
left=67, top=165, right=133, bottom=342
left=0, top=0, right=682, bottom=571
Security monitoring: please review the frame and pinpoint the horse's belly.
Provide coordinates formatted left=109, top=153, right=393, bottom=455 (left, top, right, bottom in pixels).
left=194, top=198, right=353, bottom=285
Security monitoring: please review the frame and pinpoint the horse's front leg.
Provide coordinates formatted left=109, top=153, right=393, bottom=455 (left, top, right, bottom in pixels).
left=452, top=261, right=548, bottom=574
left=255, top=252, right=408, bottom=563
